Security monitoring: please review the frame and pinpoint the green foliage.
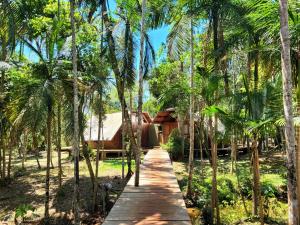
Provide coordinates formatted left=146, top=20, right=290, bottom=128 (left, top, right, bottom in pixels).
left=217, top=178, right=237, bottom=205
left=15, top=204, right=35, bottom=221
left=13, top=167, right=28, bottom=178
left=164, top=128, right=183, bottom=160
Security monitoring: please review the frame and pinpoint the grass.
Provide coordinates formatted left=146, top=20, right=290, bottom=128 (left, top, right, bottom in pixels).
left=0, top=150, right=134, bottom=224
left=172, top=151, right=288, bottom=225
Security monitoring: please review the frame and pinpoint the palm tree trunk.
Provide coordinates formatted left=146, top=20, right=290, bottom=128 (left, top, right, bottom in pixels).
left=136, top=0, right=147, bottom=187
left=78, top=98, right=96, bottom=187
left=0, top=141, right=2, bottom=178
left=22, top=132, right=27, bottom=170
left=33, top=131, right=41, bottom=170
left=251, top=136, right=261, bottom=216
left=7, top=140, right=12, bottom=179
left=199, top=115, right=204, bottom=178
left=121, top=100, right=125, bottom=180
left=231, top=132, right=237, bottom=174
left=178, top=113, right=185, bottom=160
left=70, top=0, right=80, bottom=223
left=100, top=0, right=139, bottom=177
left=44, top=109, right=52, bottom=219
left=127, top=91, right=133, bottom=177
left=93, top=91, right=102, bottom=212
left=57, top=102, right=62, bottom=187
left=187, top=18, right=195, bottom=198
left=1, top=136, right=5, bottom=178
left=279, top=0, right=299, bottom=224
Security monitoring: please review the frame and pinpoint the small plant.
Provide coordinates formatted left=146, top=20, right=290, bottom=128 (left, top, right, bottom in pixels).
left=14, top=204, right=35, bottom=223
left=217, top=178, right=237, bottom=205
left=14, top=166, right=28, bottom=178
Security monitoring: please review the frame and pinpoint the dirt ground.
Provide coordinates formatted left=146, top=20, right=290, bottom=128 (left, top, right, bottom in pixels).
left=0, top=151, right=128, bottom=225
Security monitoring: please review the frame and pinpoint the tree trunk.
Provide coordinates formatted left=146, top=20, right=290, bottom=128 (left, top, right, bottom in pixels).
left=127, top=92, right=134, bottom=177
left=279, top=1, right=299, bottom=224
left=1, top=136, right=6, bottom=178
left=101, top=0, right=139, bottom=181
left=44, top=109, right=52, bottom=219
left=7, top=140, right=12, bottom=179
left=231, top=132, right=237, bottom=174
left=187, top=18, right=195, bottom=198
left=121, top=100, right=126, bottom=180
left=93, top=91, right=102, bottom=212
left=57, top=102, right=62, bottom=187
left=33, top=131, right=41, bottom=170
left=251, top=136, right=261, bottom=216
left=22, top=132, right=27, bottom=170
left=70, top=0, right=80, bottom=223
left=199, top=115, right=204, bottom=179
left=136, top=0, right=146, bottom=187
left=0, top=141, right=2, bottom=178
left=253, top=36, right=259, bottom=93
left=178, top=113, right=185, bottom=160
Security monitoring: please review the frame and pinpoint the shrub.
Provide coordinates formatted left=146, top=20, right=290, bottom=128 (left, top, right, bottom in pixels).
left=217, top=178, right=237, bottom=205
left=14, top=204, right=35, bottom=223
left=239, top=176, right=252, bottom=198
left=165, top=128, right=184, bottom=160
left=14, top=167, right=28, bottom=178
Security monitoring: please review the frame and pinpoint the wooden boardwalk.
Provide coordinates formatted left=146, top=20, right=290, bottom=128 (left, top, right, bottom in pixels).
left=103, top=149, right=191, bottom=225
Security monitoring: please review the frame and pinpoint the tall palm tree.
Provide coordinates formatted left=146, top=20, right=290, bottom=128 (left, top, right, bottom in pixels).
left=70, top=0, right=80, bottom=223
left=279, top=0, right=299, bottom=224
left=187, top=18, right=195, bottom=197
left=136, top=0, right=147, bottom=187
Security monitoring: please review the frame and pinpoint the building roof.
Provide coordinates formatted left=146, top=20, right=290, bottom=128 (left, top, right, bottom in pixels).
left=84, top=111, right=152, bottom=141
left=153, top=111, right=177, bottom=124
left=85, top=112, right=123, bottom=141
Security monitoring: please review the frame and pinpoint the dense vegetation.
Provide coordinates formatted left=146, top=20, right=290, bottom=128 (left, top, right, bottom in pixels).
left=0, top=0, right=299, bottom=224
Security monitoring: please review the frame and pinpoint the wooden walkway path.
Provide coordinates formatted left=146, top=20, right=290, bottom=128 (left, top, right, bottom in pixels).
left=103, top=149, right=191, bottom=225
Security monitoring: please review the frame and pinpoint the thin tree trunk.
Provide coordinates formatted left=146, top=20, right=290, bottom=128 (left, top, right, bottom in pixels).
left=22, top=132, right=27, bottom=170
left=136, top=0, right=146, bottom=187
left=70, top=0, right=80, bottom=223
left=1, top=137, right=6, bottom=178
left=44, top=110, right=52, bottom=219
left=199, top=115, right=204, bottom=179
left=33, top=132, right=41, bottom=170
left=251, top=136, right=261, bottom=216
left=57, top=102, right=62, bottom=187
left=231, top=132, right=237, bottom=174
left=7, top=140, right=12, bottom=179
left=0, top=141, right=2, bottom=178
left=187, top=18, right=195, bottom=198
left=178, top=113, right=185, bottom=160
left=279, top=0, right=299, bottom=224
left=121, top=101, right=125, bottom=180
left=79, top=99, right=96, bottom=187
left=127, top=92, right=133, bottom=177
left=93, top=91, right=102, bottom=212
left=101, top=0, right=139, bottom=178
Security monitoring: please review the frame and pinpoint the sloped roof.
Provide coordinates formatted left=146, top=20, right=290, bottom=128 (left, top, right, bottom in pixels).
left=153, top=111, right=177, bottom=123
left=84, top=112, right=122, bottom=141
left=84, top=111, right=152, bottom=141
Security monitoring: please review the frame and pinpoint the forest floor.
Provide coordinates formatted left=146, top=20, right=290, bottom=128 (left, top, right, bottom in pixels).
left=0, top=151, right=133, bottom=225
left=173, top=150, right=288, bottom=225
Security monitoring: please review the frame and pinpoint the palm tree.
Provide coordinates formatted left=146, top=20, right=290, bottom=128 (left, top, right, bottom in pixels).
left=70, top=0, right=80, bottom=223
left=136, top=0, right=147, bottom=187
left=279, top=0, right=299, bottom=224
left=187, top=18, right=195, bottom=197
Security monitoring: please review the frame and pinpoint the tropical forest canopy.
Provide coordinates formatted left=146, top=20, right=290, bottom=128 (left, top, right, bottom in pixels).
left=0, top=0, right=299, bottom=224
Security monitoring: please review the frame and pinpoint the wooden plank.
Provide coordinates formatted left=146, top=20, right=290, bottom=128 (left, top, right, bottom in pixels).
left=103, top=149, right=191, bottom=225
left=103, top=221, right=191, bottom=225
